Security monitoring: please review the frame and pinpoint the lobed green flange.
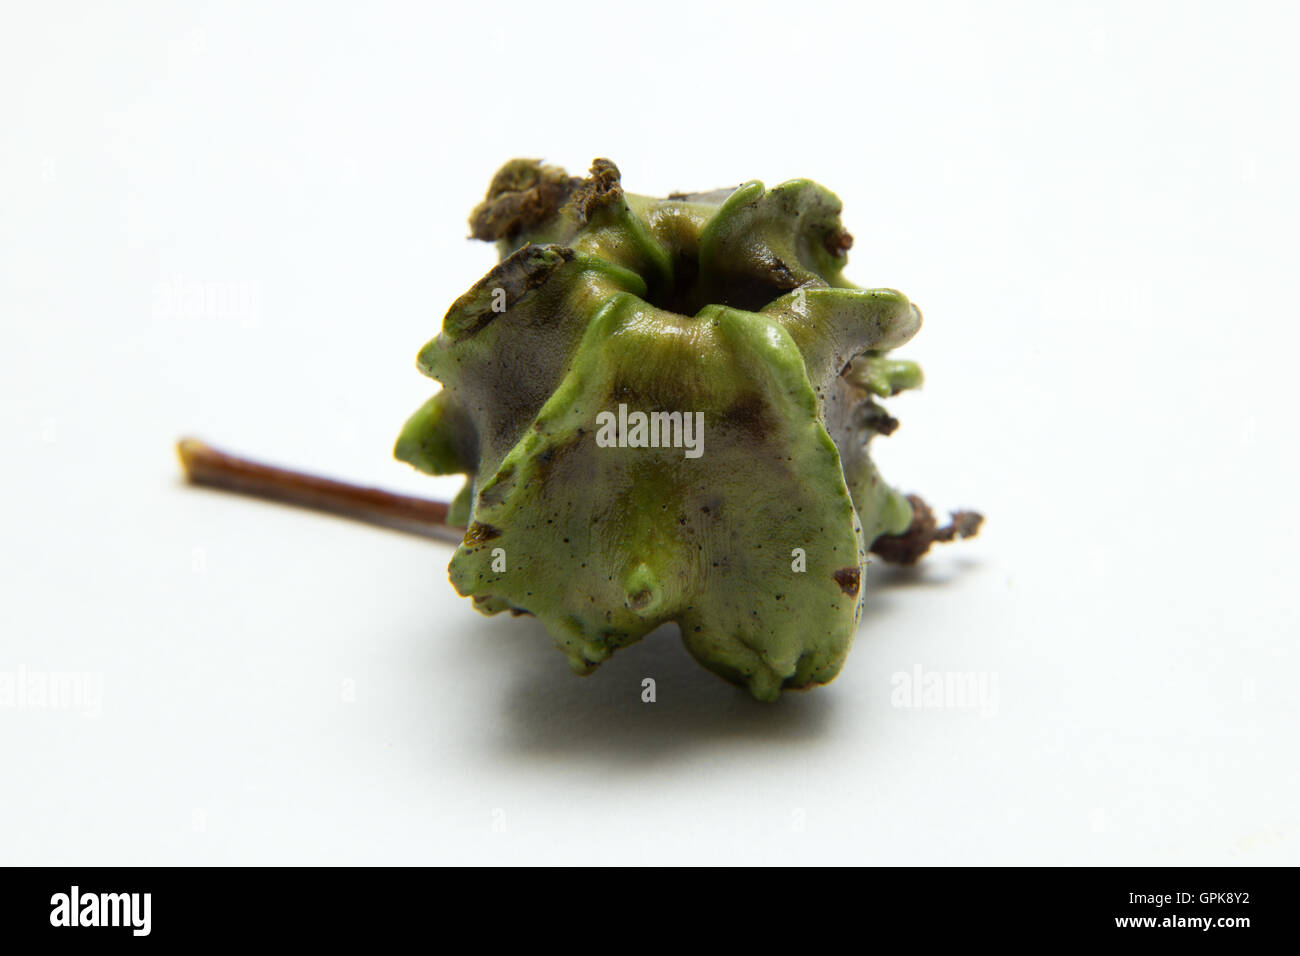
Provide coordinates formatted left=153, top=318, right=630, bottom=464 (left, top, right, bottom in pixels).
left=397, top=158, right=930, bottom=700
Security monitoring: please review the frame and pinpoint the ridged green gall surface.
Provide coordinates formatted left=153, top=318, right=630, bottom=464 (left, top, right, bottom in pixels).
left=397, top=158, right=928, bottom=700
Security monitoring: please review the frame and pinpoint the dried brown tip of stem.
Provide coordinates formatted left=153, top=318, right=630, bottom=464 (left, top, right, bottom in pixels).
left=569, top=158, right=623, bottom=221
left=468, top=159, right=583, bottom=242
left=823, top=228, right=854, bottom=256
left=176, top=438, right=465, bottom=544
left=468, top=158, right=626, bottom=243
left=869, top=494, right=984, bottom=566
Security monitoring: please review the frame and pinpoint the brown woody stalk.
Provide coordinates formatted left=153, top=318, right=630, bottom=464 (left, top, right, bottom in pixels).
left=176, top=438, right=465, bottom=544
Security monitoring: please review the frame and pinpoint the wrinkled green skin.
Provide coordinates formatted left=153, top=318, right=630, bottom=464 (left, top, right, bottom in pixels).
left=397, top=159, right=925, bottom=700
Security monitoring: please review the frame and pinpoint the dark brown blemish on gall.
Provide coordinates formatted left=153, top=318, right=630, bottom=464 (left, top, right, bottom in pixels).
left=832, top=566, right=860, bottom=597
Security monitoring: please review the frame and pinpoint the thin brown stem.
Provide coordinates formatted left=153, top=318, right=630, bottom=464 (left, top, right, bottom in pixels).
left=176, top=438, right=465, bottom=544
left=869, top=494, right=984, bottom=566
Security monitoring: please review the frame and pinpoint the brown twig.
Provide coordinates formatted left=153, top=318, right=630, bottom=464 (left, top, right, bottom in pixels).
left=869, top=494, right=984, bottom=566
left=176, top=438, right=466, bottom=544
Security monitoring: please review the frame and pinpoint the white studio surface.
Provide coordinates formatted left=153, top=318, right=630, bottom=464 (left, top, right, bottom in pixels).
left=2, top=1, right=1297, bottom=865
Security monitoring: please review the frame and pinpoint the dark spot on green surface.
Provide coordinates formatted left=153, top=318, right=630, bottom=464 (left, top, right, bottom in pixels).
left=626, top=589, right=653, bottom=610
left=464, top=522, right=502, bottom=545
left=832, top=566, right=860, bottom=597
left=726, top=392, right=771, bottom=437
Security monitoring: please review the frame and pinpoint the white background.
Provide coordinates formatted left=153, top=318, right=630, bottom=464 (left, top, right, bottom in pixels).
left=2, top=1, right=1297, bottom=865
